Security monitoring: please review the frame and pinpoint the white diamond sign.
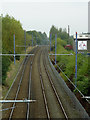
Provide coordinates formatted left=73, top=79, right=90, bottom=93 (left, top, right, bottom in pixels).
left=78, top=41, right=87, bottom=50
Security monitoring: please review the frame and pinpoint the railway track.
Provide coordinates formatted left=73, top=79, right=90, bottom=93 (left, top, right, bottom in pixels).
left=2, top=47, right=39, bottom=119
left=43, top=49, right=68, bottom=119
left=9, top=55, right=29, bottom=119
left=38, top=47, right=68, bottom=119
left=44, top=47, right=89, bottom=118
left=2, top=46, right=89, bottom=119
left=26, top=48, right=38, bottom=119
left=38, top=50, right=50, bottom=119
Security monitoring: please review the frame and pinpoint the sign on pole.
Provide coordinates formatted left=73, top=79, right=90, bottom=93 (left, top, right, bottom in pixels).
left=78, top=41, right=87, bottom=50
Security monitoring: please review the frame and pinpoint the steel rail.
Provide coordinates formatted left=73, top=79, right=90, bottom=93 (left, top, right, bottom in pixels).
left=3, top=47, right=37, bottom=101
left=27, top=62, right=32, bottom=120
left=26, top=47, right=39, bottom=119
left=9, top=47, right=38, bottom=119
left=1, top=57, right=26, bottom=114
left=4, top=57, right=25, bottom=100
left=26, top=62, right=33, bottom=119
left=2, top=47, right=38, bottom=119
left=9, top=56, right=29, bottom=120
left=38, top=50, right=50, bottom=119
left=43, top=50, right=68, bottom=120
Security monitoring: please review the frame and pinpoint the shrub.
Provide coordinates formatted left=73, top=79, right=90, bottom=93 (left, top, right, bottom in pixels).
left=2, top=56, right=11, bottom=85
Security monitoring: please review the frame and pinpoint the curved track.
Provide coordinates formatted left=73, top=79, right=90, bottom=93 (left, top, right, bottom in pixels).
left=2, top=47, right=39, bottom=119
left=2, top=46, right=89, bottom=119
left=38, top=48, right=68, bottom=119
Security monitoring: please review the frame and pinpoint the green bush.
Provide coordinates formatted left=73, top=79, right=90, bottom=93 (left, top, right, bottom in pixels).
left=2, top=56, right=11, bottom=85
left=49, top=25, right=89, bottom=95
left=15, top=55, right=20, bottom=61
left=77, top=77, right=89, bottom=95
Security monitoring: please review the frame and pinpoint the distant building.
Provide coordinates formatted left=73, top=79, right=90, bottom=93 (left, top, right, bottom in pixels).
left=73, top=2, right=90, bottom=54
left=73, top=33, right=90, bottom=54
left=88, top=1, right=90, bottom=33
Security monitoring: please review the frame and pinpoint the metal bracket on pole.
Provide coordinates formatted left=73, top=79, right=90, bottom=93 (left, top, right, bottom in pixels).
left=0, top=54, right=34, bottom=56
left=49, top=53, right=73, bottom=56
left=55, top=34, right=57, bottom=65
left=0, top=99, right=36, bottom=111
left=0, top=99, right=36, bottom=103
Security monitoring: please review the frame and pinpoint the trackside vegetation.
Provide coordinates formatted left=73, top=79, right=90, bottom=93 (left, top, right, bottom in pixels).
left=2, top=14, right=48, bottom=85
left=49, top=25, right=90, bottom=96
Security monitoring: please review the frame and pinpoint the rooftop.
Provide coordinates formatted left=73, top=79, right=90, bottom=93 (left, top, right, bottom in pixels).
left=73, top=33, right=90, bottom=39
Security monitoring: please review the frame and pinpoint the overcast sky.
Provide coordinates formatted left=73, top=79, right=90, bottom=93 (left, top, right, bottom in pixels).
left=0, top=0, right=89, bottom=37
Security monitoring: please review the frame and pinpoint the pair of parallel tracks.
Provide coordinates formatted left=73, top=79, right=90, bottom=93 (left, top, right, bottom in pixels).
left=3, top=46, right=68, bottom=119
left=38, top=47, right=68, bottom=119
left=3, top=47, right=39, bottom=119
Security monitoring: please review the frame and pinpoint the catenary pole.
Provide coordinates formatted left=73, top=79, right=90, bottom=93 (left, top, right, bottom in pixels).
left=24, top=30, right=26, bottom=53
left=50, top=33, right=52, bottom=52
left=32, top=34, right=33, bottom=47
left=75, top=32, right=77, bottom=87
left=14, top=34, right=15, bottom=65
left=55, top=34, right=57, bottom=65
left=36, top=36, right=37, bottom=45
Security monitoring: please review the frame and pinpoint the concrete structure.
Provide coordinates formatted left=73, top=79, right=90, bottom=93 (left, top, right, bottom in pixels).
left=88, top=1, right=90, bottom=33
left=73, top=33, right=90, bottom=54
left=73, top=2, right=90, bottom=54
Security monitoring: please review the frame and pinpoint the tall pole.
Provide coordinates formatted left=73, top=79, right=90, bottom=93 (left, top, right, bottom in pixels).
left=68, top=25, right=70, bottom=44
left=68, top=25, right=70, bottom=37
left=55, top=34, right=57, bottom=65
left=24, top=30, right=26, bottom=53
left=75, top=32, right=77, bottom=87
left=50, top=33, right=52, bottom=52
left=88, top=1, right=90, bottom=33
left=36, top=36, right=38, bottom=45
left=32, top=34, right=33, bottom=47
left=14, top=34, right=15, bottom=65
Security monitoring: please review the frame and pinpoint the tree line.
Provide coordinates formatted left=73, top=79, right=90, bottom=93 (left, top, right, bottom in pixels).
left=49, top=25, right=73, bottom=46
left=2, top=14, right=48, bottom=85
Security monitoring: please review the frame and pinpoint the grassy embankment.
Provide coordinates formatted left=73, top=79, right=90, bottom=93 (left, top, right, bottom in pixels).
left=50, top=38, right=89, bottom=96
